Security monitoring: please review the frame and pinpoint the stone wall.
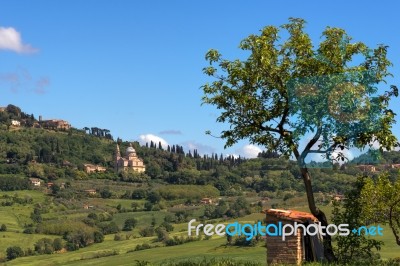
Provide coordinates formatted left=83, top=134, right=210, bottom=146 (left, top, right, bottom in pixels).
left=266, top=218, right=304, bottom=265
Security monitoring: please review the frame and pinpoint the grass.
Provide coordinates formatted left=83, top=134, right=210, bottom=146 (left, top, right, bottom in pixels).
left=112, top=211, right=166, bottom=229
left=4, top=236, right=266, bottom=266
left=0, top=232, right=58, bottom=258
left=0, top=190, right=47, bottom=231
left=1, top=192, right=399, bottom=265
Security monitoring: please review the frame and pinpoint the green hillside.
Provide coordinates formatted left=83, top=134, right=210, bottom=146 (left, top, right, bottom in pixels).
left=1, top=104, right=400, bottom=265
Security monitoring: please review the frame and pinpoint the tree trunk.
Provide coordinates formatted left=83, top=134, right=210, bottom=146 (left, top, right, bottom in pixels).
left=389, top=201, right=400, bottom=246
left=300, top=167, right=336, bottom=262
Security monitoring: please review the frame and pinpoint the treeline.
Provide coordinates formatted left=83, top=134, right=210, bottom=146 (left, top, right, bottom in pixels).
left=0, top=127, right=114, bottom=174
left=0, top=176, right=30, bottom=191
left=1, top=105, right=399, bottom=196
left=0, top=104, right=36, bottom=129
left=84, top=127, right=113, bottom=140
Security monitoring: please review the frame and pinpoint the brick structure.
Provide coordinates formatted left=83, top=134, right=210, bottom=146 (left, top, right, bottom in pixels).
left=356, top=164, right=376, bottom=172
left=29, top=178, right=41, bottom=186
left=200, top=198, right=213, bottom=204
left=84, top=189, right=97, bottom=195
left=38, top=116, right=71, bottom=130
left=264, top=209, right=324, bottom=265
left=385, top=163, right=400, bottom=169
left=83, top=163, right=107, bottom=174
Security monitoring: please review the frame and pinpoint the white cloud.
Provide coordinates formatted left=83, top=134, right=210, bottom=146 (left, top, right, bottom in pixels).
left=138, top=134, right=169, bottom=148
left=0, top=26, right=37, bottom=53
left=369, top=140, right=400, bottom=151
left=180, top=141, right=215, bottom=155
left=236, top=144, right=262, bottom=158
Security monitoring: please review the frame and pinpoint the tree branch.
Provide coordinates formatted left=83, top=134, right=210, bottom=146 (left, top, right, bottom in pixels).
left=300, top=126, right=323, bottom=162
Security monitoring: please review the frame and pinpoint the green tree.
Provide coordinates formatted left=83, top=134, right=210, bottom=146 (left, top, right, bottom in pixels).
left=144, top=201, right=153, bottom=211
left=53, top=238, right=64, bottom=251
left=332, top=177, right=382, bottom=264
left=160, top=221, right=174, bottom=232
left=139, top=226, right=155, bottom=237
left=0, top=223, right=7, bottom=231
left=360, top=172, right=400, bottom=245
left=131, top=202, right=139, bottom=211
left=155, top=227, right=169, bottom=242
left=93, top=230, right=104, bottom=243
left=147, top=191, right=161, bottom=204
left=100, top=188, right=112, bottom=199
left=34, top=238, right=54, bottom=254
left=6, top=246, right=24, bottom=260
left=123, top=218, right=138, bottom=231
left=131, top=188, right=147, bottom=199
left=31, top=208, right=42, bottom=223
left=202, top=18, right=398, bottom=260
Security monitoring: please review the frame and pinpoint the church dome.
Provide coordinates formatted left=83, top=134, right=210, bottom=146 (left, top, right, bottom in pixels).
left=126, top=144, right=136, bottom=154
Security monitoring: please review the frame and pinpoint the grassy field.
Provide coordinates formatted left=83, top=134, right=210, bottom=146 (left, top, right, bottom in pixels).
left=0, top=232, right=59, bottom=259
left=3, top=233, right=265, bottom=266
left=0, top=190, right=399, bottom=265
left=0, top=190, right=46, bottom=231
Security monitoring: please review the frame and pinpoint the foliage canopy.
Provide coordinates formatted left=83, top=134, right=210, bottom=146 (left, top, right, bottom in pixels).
left=202, top=18, right=398, bottom=164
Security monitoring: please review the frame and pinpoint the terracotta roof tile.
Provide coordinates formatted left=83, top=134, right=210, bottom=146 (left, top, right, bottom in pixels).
left=264, top=208, right=319, bottom=223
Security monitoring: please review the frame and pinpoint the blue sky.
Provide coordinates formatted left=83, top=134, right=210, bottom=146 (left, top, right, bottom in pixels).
left=1, top=0, right=399, bottom=158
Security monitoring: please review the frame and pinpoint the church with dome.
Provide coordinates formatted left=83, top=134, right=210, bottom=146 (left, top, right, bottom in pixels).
left=114, top=143, right=146, bottom=173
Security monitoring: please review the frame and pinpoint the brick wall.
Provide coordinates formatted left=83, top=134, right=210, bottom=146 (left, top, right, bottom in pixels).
left=266, top=218, right=303, bottom=265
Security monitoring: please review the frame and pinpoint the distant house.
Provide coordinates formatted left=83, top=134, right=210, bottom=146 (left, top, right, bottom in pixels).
left=11, top=120, right=21, bottom=126
left=386, top=163, right=400, bottom=169
left=62, top=161, right=73, bottom=167
left=29, top=178, right=41, bottom=187
left=38, top=116, right=71, bottom=130
left=84, top=189, right=97, bottom=195
left=200, top=198, right=213, bottom=205
left=47, top=182, right=54, bottom=188
left=356, top=164, right=376, bottom=172
left=332, top=194, right=345, bottom=202
left=83, top=164, right=107, bottom=174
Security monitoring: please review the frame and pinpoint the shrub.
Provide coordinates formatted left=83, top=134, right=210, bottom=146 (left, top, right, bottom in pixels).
left=99, top=222, right=119, bottom=235
left=0, top=224, right=7, bottom=232
left=144, top=201, right=153, bottom=211
left=34, top=238, right=54, bottom=254
left=114, top=234, right=123, bottom=241
left=139, top=226, right=155, bottom=237
left=23, top=227, right=35, bottom=234
left=6, top=246, right=24, bottom=260
left=53, top=238, right=64, bottom=251
left=123, top=218, right=138, bottom=231
left=160, top=221, right=174, bottom=232
left=155, top=227, right=169, bottom=242
left=134, top=243, right=151, bottom=251
left=93, top=231, right=104, bottom=243
left=332, top=176, right=382, bottom=264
